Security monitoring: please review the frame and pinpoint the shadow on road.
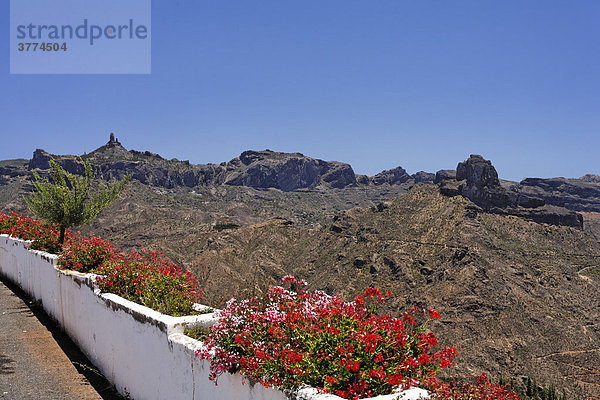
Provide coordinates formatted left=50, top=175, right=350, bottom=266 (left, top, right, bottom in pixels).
left=0, top=276, right=124, bottom=400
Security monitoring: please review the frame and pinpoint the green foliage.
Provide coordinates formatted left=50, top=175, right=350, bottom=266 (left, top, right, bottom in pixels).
left=26, top=160, right=129, bottom=243
left=498, top=376, right=569, bottom=400
left=185, top=325, right=210, bottom=342
left=213, top=221, right=240, bottom=231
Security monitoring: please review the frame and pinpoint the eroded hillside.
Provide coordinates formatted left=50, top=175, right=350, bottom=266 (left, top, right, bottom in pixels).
left=184, top=185, right=599, bottom=398
left=1, top=142, right=600, bottom=398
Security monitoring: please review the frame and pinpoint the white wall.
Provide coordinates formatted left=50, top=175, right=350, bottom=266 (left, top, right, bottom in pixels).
left=0, top=235, right=428, bottom=400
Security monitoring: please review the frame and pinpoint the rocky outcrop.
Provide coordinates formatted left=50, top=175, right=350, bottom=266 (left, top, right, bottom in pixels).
left=0, top=165, right=26, bottom=179
left=516, top=177, right=600, bottom=212
left=454, top=155, right=511, bottom=208
left=222, top=150, right=357, bottom=191
left=412, top=171, right=435, bottom=184
left=434, top=169, right=456, bottom=184
left=368, top=167, right=434, bottom=186
left=28, top=149, right=53, bottom=170
left=504, top=205, right=585, bottom=228
left=320, top=161, right=357, bottom=189
left=24, top=140, right=362, bottom=192
left=437, top=155, right=584, bottom=229
left=370, top=166, right=411, bottom=185
left=580, top=174, right=600, bottom=183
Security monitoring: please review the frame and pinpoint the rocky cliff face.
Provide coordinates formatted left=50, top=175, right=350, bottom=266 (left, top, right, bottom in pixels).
left=370, top=166, right=411, bottom=185
left=222, top=150, right=357, bottom=190
left=6, top=138, right=600, bottom=231
left=517, top=177, right=600, bottom=212
left=28, top=145, right=360, bottom=191
left=455, top=155, right=511, bottom=208
left=436, top=155, right=584, bottom=229
left=22, top=137, right=431, bottom=192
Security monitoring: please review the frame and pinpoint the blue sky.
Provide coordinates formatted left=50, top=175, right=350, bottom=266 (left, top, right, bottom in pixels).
left=1, top=1, right=599, bottom=181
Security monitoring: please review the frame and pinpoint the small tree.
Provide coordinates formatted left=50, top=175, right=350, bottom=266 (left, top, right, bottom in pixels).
left=26, top=159, right=130, bottom=244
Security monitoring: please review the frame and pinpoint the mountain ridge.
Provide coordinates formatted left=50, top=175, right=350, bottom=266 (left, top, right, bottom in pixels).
left=4, top=135, right=598, bottom=219
left=25, top=136, right=435, bottom=191
left=3, top=136, right=596, bottom=233
left=1, top=136, right=599, bottom=398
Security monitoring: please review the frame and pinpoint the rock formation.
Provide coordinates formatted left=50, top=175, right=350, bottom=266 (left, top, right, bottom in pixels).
left=434, top=169, right=456, bottom=184
left=370, top=166, right=411, bottom=185
left=26, top=140, right=361, bottom=191
left=21, top=135, right=440, bottom=192
left=436, top=155, right=584, bottom=229
left=9, top=137, right=600, bottom=229
left=454, top=154, right=510, bottom=208
left=223, top=150, right=357, bottom=191
left=517, top=177, right=600, bottom=212
left=412, top=171, right=435, bottom=184
left=28, top=149, right=53, bottom=170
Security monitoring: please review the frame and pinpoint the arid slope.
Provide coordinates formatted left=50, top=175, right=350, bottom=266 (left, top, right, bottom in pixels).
left=184, top=185, right=600, bottom=398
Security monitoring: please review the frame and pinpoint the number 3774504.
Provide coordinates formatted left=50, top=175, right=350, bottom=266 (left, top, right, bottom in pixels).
left=17, top=42, right=67, bottom=52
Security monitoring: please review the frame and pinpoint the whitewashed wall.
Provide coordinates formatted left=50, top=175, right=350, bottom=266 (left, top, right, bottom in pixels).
left=0, top=235, right=428, bottom=400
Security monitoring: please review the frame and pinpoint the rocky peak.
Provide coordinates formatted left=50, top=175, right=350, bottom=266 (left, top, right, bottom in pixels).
left=434, top=169, right=456, bottom=184
left=580, top=174, right=600, bottom=183
left=370, top=166, right=411, bottom=185
left=224, top=150, right=356, bottom=191
left=412, top=171, right=435, bottom=184
left=107, top=132, right=121, bottom=147
left=454, top=155, right=509, bottom=209
left=456, top=154, right=500, bottom=187
left=437, top=155, right=583, bottom=229
left=28, top=149, right=52, bottom=170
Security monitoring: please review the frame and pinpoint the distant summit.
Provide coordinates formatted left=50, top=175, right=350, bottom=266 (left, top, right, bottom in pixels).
left=108, top=132, right=120, bottom=146
left=6, top=134, right=600, bottom=229
left=25, top=134, right=431, bottom=191
left=435, top=155, right=584, bottom=229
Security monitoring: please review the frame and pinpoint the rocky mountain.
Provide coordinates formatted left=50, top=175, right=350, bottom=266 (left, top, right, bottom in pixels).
left=184, top=185, right=600, bottom=399
left=24, top=135, right=432, bottom=192
left=1, top=136, right=600, bottom=398
left=517, top=177, right=600, bottom=212
left=9, top=136, right=600, bottom=224
left=435, top=155, right=584, bottom=229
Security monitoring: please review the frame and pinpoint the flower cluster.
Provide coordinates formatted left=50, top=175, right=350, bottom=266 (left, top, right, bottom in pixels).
left=429, top=374, right=522, bottom=400
left=95, top=251, right=201, bottom=316
left=1, top=212, right=202, bottom=317
left=196, top=278, right=457, bottom=399
left=0, top=211, right=70, bottom=253
left=58, top=235, right=120, bottom=272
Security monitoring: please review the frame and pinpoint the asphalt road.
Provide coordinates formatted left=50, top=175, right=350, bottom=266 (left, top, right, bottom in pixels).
left=0, top=277, right=123, bottom=400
